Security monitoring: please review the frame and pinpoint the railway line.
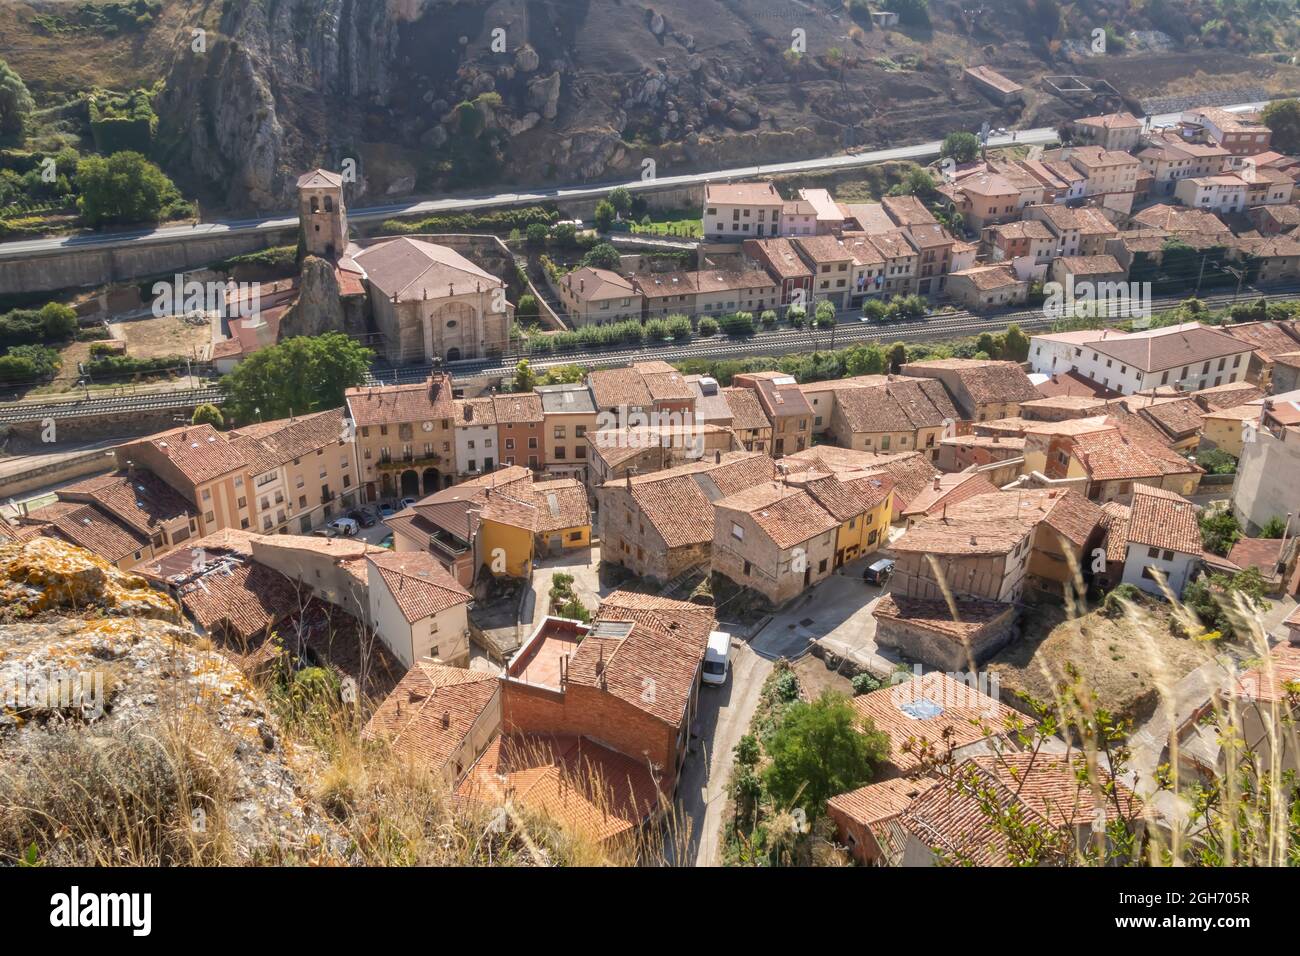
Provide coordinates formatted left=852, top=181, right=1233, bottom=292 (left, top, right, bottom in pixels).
left=4, top=283, right=1297, bottom=425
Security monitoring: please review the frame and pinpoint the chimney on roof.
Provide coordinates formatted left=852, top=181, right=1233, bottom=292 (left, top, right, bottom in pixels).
left=715, top=450, right=722, bottom=464
left=992, top=435, right=999, bottom=444
left=441, top=710, right=450, bottom=729
left=933, top=476, right=941, bottom=491
left=970, top=534, right=978, bottom=546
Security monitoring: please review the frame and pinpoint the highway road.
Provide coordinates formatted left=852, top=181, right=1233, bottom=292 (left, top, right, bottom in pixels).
left=0, top=102, right=1267, bottom=262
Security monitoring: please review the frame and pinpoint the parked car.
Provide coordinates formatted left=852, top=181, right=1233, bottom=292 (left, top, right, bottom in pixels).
left=399, top=497, right=418, bottom=510
left=378, top=504, right=396, bottom=519
left=328, top=517, right=359, bottom=537
left=348, top=509, right=376, bottom=528
left=863, top=558, right=895, bottom=586
left=702, top=630, right=732, bottom=686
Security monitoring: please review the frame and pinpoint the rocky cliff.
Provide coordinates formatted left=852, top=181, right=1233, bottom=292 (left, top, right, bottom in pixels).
left=0, top=537, right=341, bottom=865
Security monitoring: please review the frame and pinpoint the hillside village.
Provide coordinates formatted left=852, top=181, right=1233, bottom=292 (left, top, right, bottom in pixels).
left=4, top=44, right=1300, bottom=871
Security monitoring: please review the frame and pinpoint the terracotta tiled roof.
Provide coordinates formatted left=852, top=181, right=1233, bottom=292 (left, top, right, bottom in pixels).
left=1099, top=501, right=1131, bottom=562
left=618, top=453, right=774, bottom=548
left=901, top=359, right=1040, bottom=408
left=1126, top=485, right=1200, bottom=554
left=1134, top=397, right=1205, bottom=440
left=131, top=424, right=246, bottom=485
left=713, top=481, right=838, bottom=549
left=782, top=447, right=938, bottom=510
left=19, top=501, right=147, bottom=562
left=589, top=366, right=654, bottom=409
left=354, top=237, right=502, bottom=302
left=1075, top=111, right=1142, bottom=130
left=798, top=471, right=894, bottom=522
left=833, top=378, right=959, bottom=434
left=990, top=220, right=1054, bottom=242
left=530, top=478, right=591, bottom=533
left=1218, top=320, right=1300, bottom=364
left=1233, top=640, right=1300, bottom=704
left=1130, top=204, right=1231, bottom=236
left=882, top=194, right=938, bottom=227
left=174, top=557, right=299, bottom=642
left=851, top=671, right=1021, bottom=774
left=368, top=551, right=472, bottom=622
left=458, top=733, right=663, bottom=843
left=229, top=408, right=348, bottom=475
left=57, top=471, right=194, bottom=538
left=1225, top=537, right=1286, bottom=575
left=346, top=375, right=455, bottom=427
left=492, top=392, right=544, bottom=424
left=1055, top=254, right=1123, bottom=276
left=564, top=593, right=712, bottom=726
left=827, top=776, right=939, bottom=828
left=1192, top=380, right=1266, bottom=411
left=720, top=386, right=771, bottom=431
left=898, top=752, right=1140, bottom=865
left=560, top=266, right=635, bottom=303
left=453, top=396, right=497, bottom=427
left=950, top=264, right=1022, bottom=291
left=362, top=662, right=496, bottom=767
left=900, top=473, right=999, bottom=518
left=950, top=488, right=1101, bottom=550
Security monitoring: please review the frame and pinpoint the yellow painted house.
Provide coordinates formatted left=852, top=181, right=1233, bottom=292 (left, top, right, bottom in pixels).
left=386, top=467, right=591, bottom=584
left=796, top=472, right=896, bottom=568
left=1199, top=403, right=1260, bottom=459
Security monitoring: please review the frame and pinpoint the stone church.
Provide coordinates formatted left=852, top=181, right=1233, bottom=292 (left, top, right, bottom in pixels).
left=295, top=169, right=512, bottom=364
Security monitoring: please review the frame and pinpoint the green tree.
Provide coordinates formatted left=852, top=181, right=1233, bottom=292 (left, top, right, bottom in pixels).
left=76, top=151, right=183, bottom=227
left=516, top=293, right=539, bottom=319
left=593, top=199, right=616, bottom=232
left=191, top=403, right=224, bottom=429
left=525, top=222, right=548, bottom=247
left=976, top=331, right=999, bottom=357
left=608, top=186, right=632, bottom=216
left=845, top=343, right=887, bottom=376
left=551, top=222, right=577, bottom=245
left=220, top=333, right=372, bottom=424
left=538, top=363, right=585, bottom=385
left=580, top=242, right=621, bottom=270
left=1261, top=99, right=1300, bottom=155
left=763, top=691, right=888, bottom=817
left=38, top=302, right=77, bottom=341
left=892, top=0, right=930, bottom=26
left=513, top=358, right=537, bottom=393
left=940, top=131, right=980, bottom=164
left=1199, top=510, right=1243, bottom=557
left=698, top=317, right=719, bottom=337
left=0, top=57, right=33, bottom=142
left=1002, top=323, right=1030, bottom=362
left=814, top=300, right=837, bottom=327
left=888, top=341, right=908, bottom=372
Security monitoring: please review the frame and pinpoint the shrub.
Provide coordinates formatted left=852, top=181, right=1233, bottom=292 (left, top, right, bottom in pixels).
left=850, top=672, right=883, bottom=696
left=525, top=222, right=548, bottom=247
left=1196, top=448, right=1238, bottom=475
left=666, top=314, right=692, bottom=341
left=719, top=311, right=755, bottom=336
left=760, top=309, right=777, bottom=328
left=1102, top=583, right=1141, bottom=617
left=697, top=317, right=718, bottom=337
left=191, top=403, right=224, bottom=429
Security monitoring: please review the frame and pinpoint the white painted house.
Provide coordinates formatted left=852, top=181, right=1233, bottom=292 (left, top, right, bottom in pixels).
left=1117, top=485, right=1202, bottom=599
left=367, top=550, right=473, bottom=668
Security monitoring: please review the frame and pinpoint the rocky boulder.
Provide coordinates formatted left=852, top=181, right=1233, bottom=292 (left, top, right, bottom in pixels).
left=278, top=256, right=348, bottom=340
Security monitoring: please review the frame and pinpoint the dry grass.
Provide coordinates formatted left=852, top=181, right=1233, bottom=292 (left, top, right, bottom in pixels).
left=113, top=315, right=211, bottom=362
left=991, top=598, right=1215, bottom=725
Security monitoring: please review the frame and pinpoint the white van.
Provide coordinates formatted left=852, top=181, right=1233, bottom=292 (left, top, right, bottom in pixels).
left=702, top=630, right=732, bottom=686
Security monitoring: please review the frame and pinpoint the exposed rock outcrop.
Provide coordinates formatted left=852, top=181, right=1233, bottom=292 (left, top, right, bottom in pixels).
left=277, top=255, right=350, bottom=340
left=0, top=538, right=342, bottom=864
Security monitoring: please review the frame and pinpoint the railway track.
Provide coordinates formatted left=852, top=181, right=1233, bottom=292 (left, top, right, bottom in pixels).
left=0, top=387, right=225, bottom=425
left=5, top=283, right=1297, bottom=423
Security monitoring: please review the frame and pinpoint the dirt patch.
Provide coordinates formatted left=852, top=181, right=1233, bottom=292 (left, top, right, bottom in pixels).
left=793, top=653, right=855, bottom=700
left=990, top=599, right=1215, bottom=726
left=113, top=315, right=211, bottom=361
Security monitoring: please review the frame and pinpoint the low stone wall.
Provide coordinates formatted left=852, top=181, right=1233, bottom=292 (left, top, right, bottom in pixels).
left=0, top=447, right=116, bottom=498
left=2, top=405, right=203, bottom=444
left=0, top=228, right=295, bottom=296
left=874, top=605, right=1019, bottom=671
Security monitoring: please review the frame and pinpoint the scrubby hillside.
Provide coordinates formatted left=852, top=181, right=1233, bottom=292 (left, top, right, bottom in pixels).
left=0, top=537, right=627, bottom=866
left=1, top=0, right=1299, bottom=214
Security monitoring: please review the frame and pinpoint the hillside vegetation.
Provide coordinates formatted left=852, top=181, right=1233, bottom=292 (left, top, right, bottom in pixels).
left=0, top=1, right=1298, bottom=213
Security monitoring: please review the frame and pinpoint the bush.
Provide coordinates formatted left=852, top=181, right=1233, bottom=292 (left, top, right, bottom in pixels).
left=191, top=403, right=224, bottom=429
left=525, top=222, right=548, bottom=247
left=850, top=672, right=882, bottom=696
left=862, top=298, right=889, bottom=322
left=1260, top=516, right=1288, bottom=539
left=666, top=314, right=692, bottom=341
left=760, top=310, right=777, bottom=328
left=0, top=301, right=77, bottom=350
left=720, top=311, right=755, bottom=337
left=579, top=242, right=621, bottom=270
left=697, top=317, right=718, bottom=337
left=1102, top=583, right=1141, bottom=617
left=1200, top=510, right=1243, bottom=557
left=76, top=151, right=184, bottom=227
left=1196, top=448, right=1238, bottom=476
